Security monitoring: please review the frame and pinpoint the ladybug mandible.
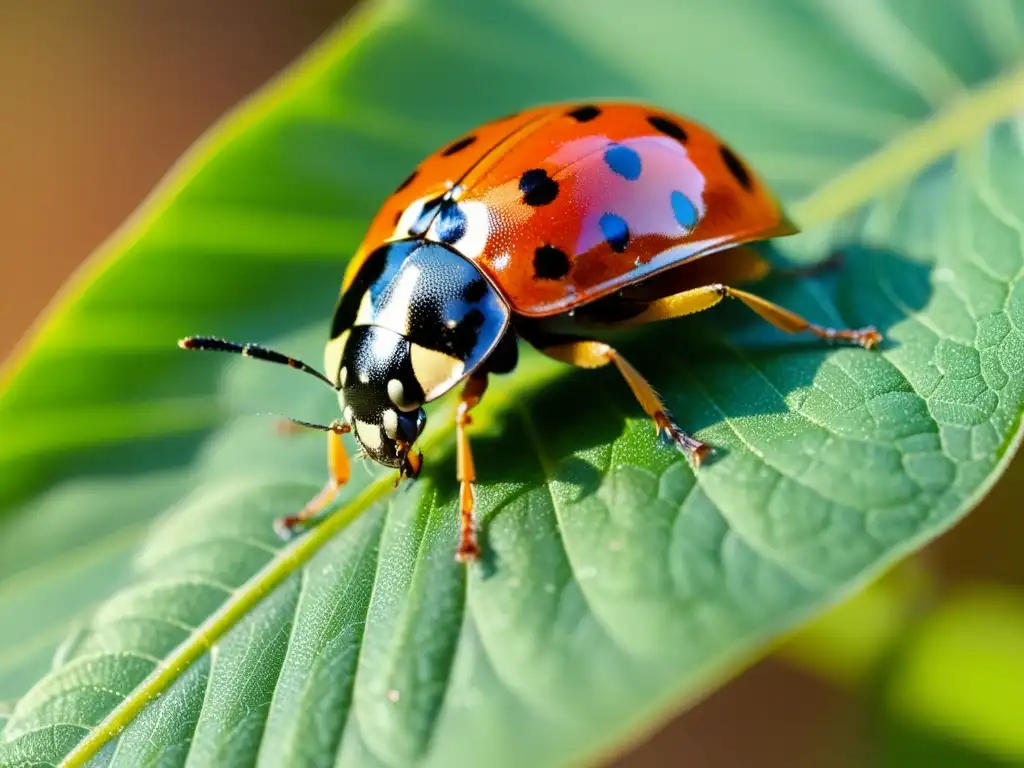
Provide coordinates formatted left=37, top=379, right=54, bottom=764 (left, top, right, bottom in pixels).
left=181, top=101, right=881, bottom=562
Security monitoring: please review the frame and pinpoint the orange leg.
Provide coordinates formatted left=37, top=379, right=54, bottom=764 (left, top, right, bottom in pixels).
left=274, top=421, right=351, bottom=539
left=455, top=374, right=488, bottom=562
left=620, top=244, right=773, bottom=302
left=539, top=341, right=713, bottom=467
left=598, top=282, right=882, bottom=348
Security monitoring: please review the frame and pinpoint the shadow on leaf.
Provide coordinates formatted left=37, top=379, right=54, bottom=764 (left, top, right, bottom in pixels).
left=420, top=245, right=934, bottom=567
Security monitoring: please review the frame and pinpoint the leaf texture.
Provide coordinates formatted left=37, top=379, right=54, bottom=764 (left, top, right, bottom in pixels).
left=1, top=1, right=1023, bottom=766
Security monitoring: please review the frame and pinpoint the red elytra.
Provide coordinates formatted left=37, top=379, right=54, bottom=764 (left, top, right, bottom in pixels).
left=346, top=101, right=797, bottom=316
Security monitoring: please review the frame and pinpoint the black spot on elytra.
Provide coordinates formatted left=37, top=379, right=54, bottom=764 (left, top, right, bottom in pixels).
left=647, top=115, right=688, bottom=143
left=408, top=287, right=485, bottom=362
left=720, top=145, right=752, bottom=190
left=568, top=105, right=601, bottom=122
left=447, top=317, right=483, bottom=360
left=395, top=171, right=419, bottom=193
left=599, top=213, right=630, bottom=253
left=427, top=304, right=487, bottom=361
left=519, top=168, right=559, bottom=206
left=533, top=245, right=571, bottom=279
left=461, top=278, right=489, bottom=303
left=435, top=200, right=467, bottom=243
left=441, top=135, right=476, bottom=156
left=462, top=308, right=486, bottom=329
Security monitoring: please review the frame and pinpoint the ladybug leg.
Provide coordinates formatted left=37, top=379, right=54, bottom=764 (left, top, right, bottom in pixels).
left=274, top=423, right=351, bottom=539
left=538, top=340, right=712, bottom=467
left=601, top=283, right=882, bottom=349
left=455, top=373, right=489, bottom=562
left=621, top=245, right=771, bottom=303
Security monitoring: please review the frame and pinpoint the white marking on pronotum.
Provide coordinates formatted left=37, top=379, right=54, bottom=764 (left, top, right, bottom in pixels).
left=355, top=291, right=376, bottom=327
left=374, top=263, right=420, bottom=338
left=343, top=405, right=354, bottom=425
left=382, top=409, right=399, bottom=440
left=410, top=344, right=465, bottom=401
left=355, top=420, right=383, bottom=451
left=339, top=366, right=348, bottom=387
left=387, top=378, right=419, bottom=412
left=323, top=331, right=348, bottom=387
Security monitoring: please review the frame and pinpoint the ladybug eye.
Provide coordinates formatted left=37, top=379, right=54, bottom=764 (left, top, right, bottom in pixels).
left=381, top=406, right=425, bottom=443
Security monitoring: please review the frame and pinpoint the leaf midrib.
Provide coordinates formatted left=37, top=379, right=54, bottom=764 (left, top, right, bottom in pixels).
left=791, top=64, right=1024, bottom=227
left=46, top=31, right=1024, bottom=768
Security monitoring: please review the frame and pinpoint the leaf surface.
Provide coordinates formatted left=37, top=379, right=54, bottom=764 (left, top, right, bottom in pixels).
left=2, top=1, right=1023, bottom=766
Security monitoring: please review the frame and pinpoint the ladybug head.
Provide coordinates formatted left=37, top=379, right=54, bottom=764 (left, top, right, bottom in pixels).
left=325, top=239, right=512, bottom=472
left=335, top=324, right=428, bottom=473
left=175, top=243, right=509, bottom=481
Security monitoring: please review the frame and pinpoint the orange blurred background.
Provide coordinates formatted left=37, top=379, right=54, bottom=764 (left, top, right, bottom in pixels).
left=1, top=3, right=1019, bottom=767
left=0, top=0, right=349, bottom=358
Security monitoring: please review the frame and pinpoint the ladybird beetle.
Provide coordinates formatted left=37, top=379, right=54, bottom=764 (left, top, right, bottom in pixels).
left=180, top=101, right=881, bottom=562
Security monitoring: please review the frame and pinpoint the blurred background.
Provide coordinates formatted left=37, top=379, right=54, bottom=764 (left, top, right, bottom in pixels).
left=1, top=2, right=1021, bottom=766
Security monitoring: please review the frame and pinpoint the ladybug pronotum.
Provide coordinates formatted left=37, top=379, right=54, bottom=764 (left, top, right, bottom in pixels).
left=181, top=101, right=881, bottom=562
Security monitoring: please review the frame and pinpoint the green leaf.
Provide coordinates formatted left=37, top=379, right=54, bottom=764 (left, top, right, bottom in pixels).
left=2, top=1, right=1023, bottom=766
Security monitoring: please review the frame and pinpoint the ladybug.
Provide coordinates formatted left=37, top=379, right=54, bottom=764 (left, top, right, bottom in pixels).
left=180, top=101, right=881, bottom=562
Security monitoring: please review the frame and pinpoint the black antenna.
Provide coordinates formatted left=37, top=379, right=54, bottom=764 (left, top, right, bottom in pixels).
left=267, top=416, right=351, bottom=435
left=178, top=336, right=338, bottom=390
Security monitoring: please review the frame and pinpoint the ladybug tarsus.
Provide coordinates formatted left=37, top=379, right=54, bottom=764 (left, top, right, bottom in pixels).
left=455, top=536, right=482, bottom=564
left=854, top=326, right=883, bottom=350
left=655, top=411, right=713, bottom=468
left=816, top=323, right=883, bottom=350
